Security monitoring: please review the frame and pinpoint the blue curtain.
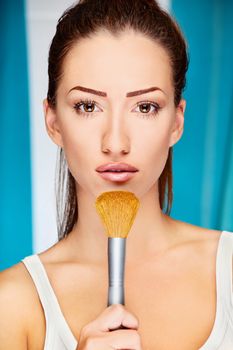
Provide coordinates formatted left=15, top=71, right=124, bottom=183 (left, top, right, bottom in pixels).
left=171, top=0, right=233, bottom=232
left=0, top=0, right=32, bottom=270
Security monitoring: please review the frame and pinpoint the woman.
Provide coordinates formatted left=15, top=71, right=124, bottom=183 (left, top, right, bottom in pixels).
left=0, top=0, right=232, bottom=349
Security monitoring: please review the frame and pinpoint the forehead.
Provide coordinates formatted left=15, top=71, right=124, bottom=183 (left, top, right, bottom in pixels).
left=59, top=30, right=173, bottom=96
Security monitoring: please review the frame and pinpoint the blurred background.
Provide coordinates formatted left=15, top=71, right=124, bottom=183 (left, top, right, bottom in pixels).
left=0, top=0, right=232, bottom=270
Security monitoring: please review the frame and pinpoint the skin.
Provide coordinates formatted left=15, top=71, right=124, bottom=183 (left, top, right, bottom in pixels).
left=0, top=29, right=223, bottom=350
left=44, top=29, right=186, bottom=265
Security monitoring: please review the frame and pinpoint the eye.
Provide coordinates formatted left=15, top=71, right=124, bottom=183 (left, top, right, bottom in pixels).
left=73, top=99, right=101, bottom=117
left=73, top=98, right=161, bottom=119
left=134, top=100, right=161, bottom=118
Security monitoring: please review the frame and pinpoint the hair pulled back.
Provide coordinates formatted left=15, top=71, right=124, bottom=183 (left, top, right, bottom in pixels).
left=47, top=0, right=189, bottom=240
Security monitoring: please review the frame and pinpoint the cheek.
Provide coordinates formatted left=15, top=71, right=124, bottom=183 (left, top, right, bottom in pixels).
left=137, top=115, right=172, bottom=150
left=59, top=121, right=98, bottom=178
left=136, top=119, right=172, bottom=176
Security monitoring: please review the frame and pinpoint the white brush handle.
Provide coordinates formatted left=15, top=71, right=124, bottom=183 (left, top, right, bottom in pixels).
left=107, top=237, right=126, bottom=306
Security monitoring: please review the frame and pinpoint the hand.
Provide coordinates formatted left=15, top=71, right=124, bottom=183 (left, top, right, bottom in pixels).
left=77, top=304, right=142, bottom=349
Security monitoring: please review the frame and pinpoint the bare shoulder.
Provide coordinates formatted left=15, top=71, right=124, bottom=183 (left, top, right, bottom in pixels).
left=0, top=260, right=35, bottom=300
left=171, top=217, right=223, bottom=242
left=166, top=217, right=224, bottom=258
left=0, top=261, right=39, bottom=349
left=163, top=218, right=226, bottom=281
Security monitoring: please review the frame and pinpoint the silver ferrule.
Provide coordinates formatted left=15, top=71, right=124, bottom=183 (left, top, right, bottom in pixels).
left=107, top=237, right=126, bottom=306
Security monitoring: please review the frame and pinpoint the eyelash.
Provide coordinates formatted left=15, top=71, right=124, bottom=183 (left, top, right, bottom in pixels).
left=73, top=98, right=161, bottom=119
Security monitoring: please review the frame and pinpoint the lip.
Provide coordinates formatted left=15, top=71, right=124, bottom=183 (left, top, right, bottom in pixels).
left=97, top=171, right=137, bottom=182
left=96, top=162, right=139, bottom=172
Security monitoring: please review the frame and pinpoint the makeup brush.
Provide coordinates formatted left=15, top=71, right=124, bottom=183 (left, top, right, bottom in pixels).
left=95, top=190, right=140, bottom=306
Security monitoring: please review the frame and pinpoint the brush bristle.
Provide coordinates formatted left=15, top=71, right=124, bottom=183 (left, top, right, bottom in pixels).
left=95, top=190, right=140, bottom=238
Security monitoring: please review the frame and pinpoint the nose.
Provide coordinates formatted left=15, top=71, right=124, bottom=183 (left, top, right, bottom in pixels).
left=101, top=117, right=130, bottom=156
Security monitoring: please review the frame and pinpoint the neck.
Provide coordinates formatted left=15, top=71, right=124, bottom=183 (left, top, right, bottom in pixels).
left=62, top=185, right=178, bottom=265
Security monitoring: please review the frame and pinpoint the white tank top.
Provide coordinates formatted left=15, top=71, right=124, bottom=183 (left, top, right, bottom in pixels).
left=21, top=230, right=233, bottom=350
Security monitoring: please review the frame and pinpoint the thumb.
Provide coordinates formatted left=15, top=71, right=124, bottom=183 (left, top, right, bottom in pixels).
left=97, top=304, right=139, bottom=332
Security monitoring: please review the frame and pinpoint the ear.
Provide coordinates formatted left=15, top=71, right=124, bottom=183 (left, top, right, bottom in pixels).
left=43, top=99, right=64, bottom=148
left=169, top=99, right=186, bottom=147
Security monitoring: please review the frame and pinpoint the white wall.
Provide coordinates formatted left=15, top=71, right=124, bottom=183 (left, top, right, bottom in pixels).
left=26, top=0, right=74, bottom=253
left=26, top=0, right=171, bottom=254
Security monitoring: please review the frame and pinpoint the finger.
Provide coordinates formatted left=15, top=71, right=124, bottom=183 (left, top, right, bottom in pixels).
left=103, top=304, right=139, bottom=331
left=87, top=304, right=139, bottom=333
left=105, top=328, right=142, bottom=349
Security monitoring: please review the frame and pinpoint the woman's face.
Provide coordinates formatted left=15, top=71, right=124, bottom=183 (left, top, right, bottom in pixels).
left=44, top=30, right=185, bottom=199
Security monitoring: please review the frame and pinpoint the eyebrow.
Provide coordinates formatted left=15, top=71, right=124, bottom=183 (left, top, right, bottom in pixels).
left=68, top=85, right=166, bottom=97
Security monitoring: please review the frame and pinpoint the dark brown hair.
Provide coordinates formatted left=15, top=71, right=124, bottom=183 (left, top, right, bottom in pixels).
left=47, top=0, right=189, bottom=240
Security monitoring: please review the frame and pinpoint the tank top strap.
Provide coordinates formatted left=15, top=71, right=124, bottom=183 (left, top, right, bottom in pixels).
left=21, top=254, right=77, bottom=349
left=199, top=230, right=233, bottom=349
left=217, top=231, right=233, bottom=307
